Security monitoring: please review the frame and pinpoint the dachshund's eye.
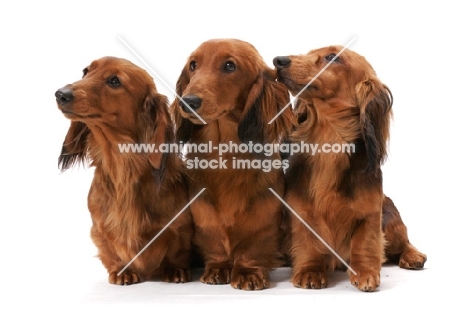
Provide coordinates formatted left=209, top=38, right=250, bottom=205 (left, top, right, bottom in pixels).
left=107, top=76, right=121, bottom=88
left=189, top=61, right=197, bottom=71
left=325, top=53, right=340, bottom=62
left=223, top=61, right=236, bottom=72
left=82, top=68, right=89, bottom=78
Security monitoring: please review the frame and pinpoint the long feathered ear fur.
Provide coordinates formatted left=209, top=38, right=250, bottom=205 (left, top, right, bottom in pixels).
left=58, top=121, right=90, bottom=171
left=171, top=67, right=194, bottom=143
left=139, top=92, right=173, bottom=173
left=288, top=98, right=317, bottom=143
left=238, top=70, right=294, bottom=144
left=356, top=77, right=393, bottom=172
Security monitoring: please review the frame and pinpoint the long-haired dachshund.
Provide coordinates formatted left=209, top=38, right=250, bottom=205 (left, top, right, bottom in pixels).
left=274, top=46, right=426, bottom=291
left=171, top=39, right=294, bottom=290
left=56, top=57, right=193, bottom=285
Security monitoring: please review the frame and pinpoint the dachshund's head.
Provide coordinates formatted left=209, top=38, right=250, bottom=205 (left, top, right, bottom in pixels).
left=56, top=57, right=172, bottom=172
left=274, top=46, right=393, bottom=171
left=172, top=39, right=294, bottom=145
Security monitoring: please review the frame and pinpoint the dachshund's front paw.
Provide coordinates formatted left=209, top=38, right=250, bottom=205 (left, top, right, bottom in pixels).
left=231, top=267, right=269, bottom=290
left=349, top=269, right=380, bottom=292
left=163, top=268, right=191, bottom=283
left=200, top=268, right=231, bottom=285
left=291, top=270, right=328, bottom=289
left=108, top=270, right=140, bottom=285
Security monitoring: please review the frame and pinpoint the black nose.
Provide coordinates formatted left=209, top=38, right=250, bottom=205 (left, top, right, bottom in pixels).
left=55, top=87, right=74, bottom=106
left=180, top=95, right=202, bottom=113
left=273, top=56, right=291, bottom=69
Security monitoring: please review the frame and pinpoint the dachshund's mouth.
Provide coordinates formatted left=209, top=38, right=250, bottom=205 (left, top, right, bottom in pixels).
left=188, top=114, right=206, bottom=124
left=59, top=107, right=101, bottom=120
left=182, top=109, right=229, bottom=125
left=277, top=73, right=305, bottom=94
left=60, top=109, right=76, bottom=116
left=179, top=109, right=207, bottom=125
left=180, top=104, right=230, bottom=124
left=59, top=107, right=80, bottom=119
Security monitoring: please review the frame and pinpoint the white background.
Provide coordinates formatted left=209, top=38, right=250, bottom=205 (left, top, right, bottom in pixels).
left=1, top=1, right=466, bottom=310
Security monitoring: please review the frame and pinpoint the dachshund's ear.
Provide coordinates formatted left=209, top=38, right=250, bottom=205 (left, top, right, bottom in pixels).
left=289, top=98, right=317, bottom=143
left=356, top=77, right=393, bottom=172
left=238, top=70, right=294, bottom=144
left=140, top=92, right=172, bottom=172
left=171, top=67, right=193, bottom=143
left=294, top=98, right=312, bottom=126
left=58, top=121, right=90, bottom=171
